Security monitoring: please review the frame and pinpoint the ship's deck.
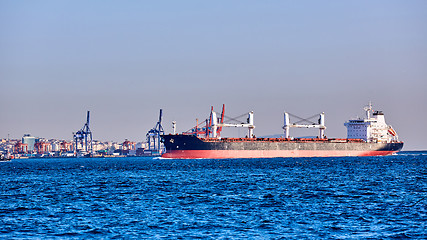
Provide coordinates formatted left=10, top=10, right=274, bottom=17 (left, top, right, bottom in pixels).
left=201, top=137, right=366, bottom=143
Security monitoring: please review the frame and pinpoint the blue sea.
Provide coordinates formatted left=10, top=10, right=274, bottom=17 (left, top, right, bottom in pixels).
left=1, top=152, right=426, bottom=239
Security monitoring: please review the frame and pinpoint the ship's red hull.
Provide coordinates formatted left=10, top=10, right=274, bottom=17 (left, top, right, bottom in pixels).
left=162, top=149, right=399, bottom=159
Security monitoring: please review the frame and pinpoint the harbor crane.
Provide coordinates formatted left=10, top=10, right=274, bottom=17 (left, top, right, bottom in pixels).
left=146, top=109, right=165, bottom=155
left=73, top=111, right=93, bottom=156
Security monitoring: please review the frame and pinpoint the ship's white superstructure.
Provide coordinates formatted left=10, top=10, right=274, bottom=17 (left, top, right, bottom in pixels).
left=344, top=103, right=398, bottom=143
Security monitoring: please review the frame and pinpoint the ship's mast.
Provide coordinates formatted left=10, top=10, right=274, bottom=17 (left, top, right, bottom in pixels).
left=364, top=101, right=373, bottom=119
left=172, top=121, right=176, bottom=135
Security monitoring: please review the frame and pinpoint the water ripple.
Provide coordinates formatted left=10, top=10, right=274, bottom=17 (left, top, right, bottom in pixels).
left=0, top=154, right=426, bottom=239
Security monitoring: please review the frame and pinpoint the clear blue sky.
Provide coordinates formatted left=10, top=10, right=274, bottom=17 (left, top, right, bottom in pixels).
left=1, top=1, right=426, bottom=150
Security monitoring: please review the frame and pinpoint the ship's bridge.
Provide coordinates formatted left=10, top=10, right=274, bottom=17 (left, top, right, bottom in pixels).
left=344, top=103, right=398, bottom=143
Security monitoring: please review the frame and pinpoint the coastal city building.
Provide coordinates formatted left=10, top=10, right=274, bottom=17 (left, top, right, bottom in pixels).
left=22, top=134, right=36, bottom=151
left=0, top=135, right=150, bottom=158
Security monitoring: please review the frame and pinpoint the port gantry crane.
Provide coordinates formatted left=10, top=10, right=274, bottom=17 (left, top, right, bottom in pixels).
left=146, top=109, right=165, bottom=155
left=73, top=111, right=93, bottom=157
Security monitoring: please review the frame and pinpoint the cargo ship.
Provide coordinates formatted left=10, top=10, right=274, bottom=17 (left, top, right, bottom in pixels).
left=161, top=103, right=403, bottom=159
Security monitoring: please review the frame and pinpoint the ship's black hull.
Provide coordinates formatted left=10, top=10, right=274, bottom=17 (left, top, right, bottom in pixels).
left=161, top=135, right=404, bottom=159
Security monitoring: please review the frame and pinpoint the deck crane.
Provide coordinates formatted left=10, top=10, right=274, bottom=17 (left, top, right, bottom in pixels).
left=182, top=104, right=225, bottom=138
left=210, top=106, right=255, bottom=138
left=283, top=112, right=326, bottom=139
left=73, top=111, right=93, bottom=156
left=146, top=109, right=165, bottom=155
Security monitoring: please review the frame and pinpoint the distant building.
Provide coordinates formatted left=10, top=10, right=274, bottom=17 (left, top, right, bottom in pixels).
left=136, top=142, right=147, bottom=149
left=34, top=141, right=51, bottom=154
left=22, top=134, right=36, bottom=151
left=14, top=142, right=28, bottom=153
left=51, top=142, right=61, bottom=152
